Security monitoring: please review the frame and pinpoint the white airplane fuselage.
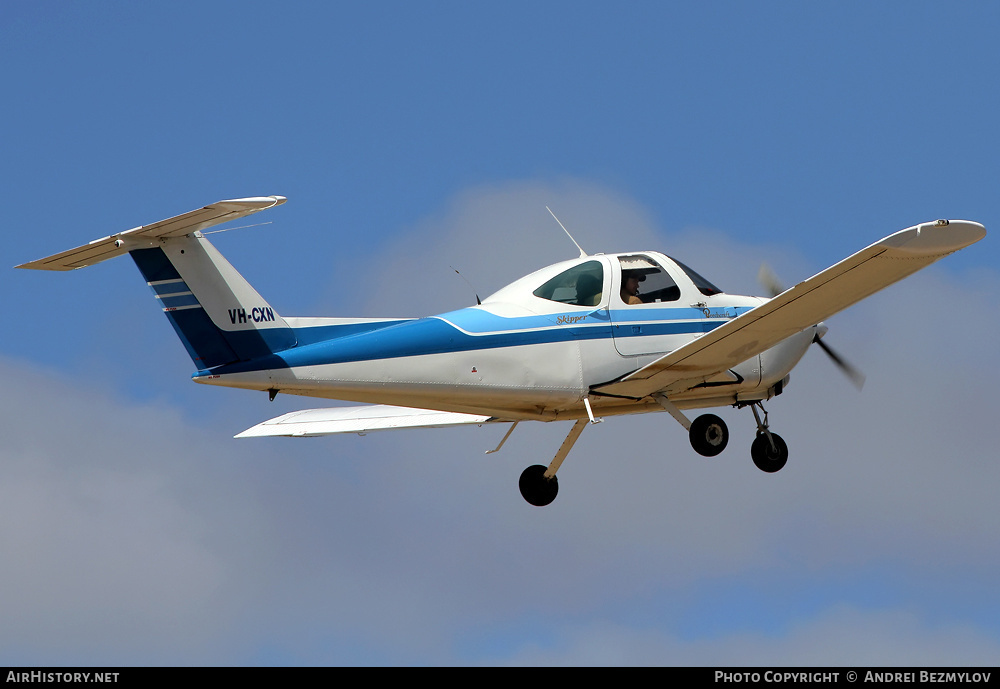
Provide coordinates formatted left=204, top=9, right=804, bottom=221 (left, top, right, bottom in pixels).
left=194, top=251, right=814, bottom=422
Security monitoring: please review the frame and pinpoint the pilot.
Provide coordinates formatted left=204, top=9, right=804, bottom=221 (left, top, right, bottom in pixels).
left=620, top=270, right=643, bottom=305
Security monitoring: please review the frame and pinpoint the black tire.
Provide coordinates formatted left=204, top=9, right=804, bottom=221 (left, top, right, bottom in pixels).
left=519, top=464, right=559, bottom=507
left=689, top=414, right=729, bottom=457
left=751, top=432, right=788, bottom=473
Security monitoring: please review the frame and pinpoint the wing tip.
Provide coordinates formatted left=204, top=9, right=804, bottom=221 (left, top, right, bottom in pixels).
left=213, top=195, right=287, bottom=211
left=882, top=220, right=986, bottom=255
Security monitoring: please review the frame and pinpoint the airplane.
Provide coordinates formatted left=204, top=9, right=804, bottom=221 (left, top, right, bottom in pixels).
left=17, top=196, right=986, bottom=506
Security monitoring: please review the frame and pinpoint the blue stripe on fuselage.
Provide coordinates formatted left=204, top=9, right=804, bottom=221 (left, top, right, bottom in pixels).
left=438, top=305, right=715, bottom=332
left=607, top=305, right=753, bottom=323
left=198, top=306, right=727, bottom=377
left=289, top=320, right=411, bottom=347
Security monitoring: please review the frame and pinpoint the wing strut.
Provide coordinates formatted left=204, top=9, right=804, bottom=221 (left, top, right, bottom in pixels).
left=485, top=421, right=519, bottom=455
left=654, top=394, right=692, bottom=431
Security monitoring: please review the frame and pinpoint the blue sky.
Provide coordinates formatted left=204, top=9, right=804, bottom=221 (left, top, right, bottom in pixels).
left=2, top=2, right=999, bottom=665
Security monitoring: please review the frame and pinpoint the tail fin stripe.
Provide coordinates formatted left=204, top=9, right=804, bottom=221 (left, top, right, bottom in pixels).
left=131, top=246, right=240, bottom=368
left=131, top=248, right=181, bottom=283
left=159, top=294, right=201, bottom=308
left=149, top=280, right=190, bottom=296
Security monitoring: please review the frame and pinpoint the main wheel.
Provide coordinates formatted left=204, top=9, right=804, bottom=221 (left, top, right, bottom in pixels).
left=519, top=464, right=559, bottom=507
left=689, top=414, right=729, bottom=457
left=750, top=432, right=788, bottom=473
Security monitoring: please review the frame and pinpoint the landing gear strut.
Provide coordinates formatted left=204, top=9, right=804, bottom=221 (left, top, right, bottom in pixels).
left=654, top=395, right=730, bottom=458
left=518, top=418, right=589, bottom=507
left=747, top=401, right=788, bottom=473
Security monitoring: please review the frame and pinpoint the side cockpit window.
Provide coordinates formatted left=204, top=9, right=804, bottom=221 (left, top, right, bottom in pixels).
left=618, top=255, right=680, bottom=305
left=533, top=260, right=604, bottom=307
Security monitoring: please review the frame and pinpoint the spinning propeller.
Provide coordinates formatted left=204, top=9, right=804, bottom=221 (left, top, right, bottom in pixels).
left=758, top=264, right=866, bottom=390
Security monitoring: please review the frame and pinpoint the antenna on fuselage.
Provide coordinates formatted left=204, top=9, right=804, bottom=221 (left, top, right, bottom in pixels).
left=546, top=206, right=587, bottom=258
left=450, top=266, right=482, bottom=305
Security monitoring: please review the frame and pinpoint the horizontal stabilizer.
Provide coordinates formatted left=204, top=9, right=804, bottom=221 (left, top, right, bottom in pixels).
left=236, top=404, right=498, bottom=438
left=17, top=196, right=286, bottom=271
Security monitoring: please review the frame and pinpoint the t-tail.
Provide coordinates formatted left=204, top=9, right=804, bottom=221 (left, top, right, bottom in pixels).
left=16, top=196, right=296, bottom=371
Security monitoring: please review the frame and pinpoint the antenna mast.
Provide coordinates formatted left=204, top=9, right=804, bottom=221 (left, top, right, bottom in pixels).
left=546, top=206, right=587, bottom=258
left=450, top=266, right=482, bottom=305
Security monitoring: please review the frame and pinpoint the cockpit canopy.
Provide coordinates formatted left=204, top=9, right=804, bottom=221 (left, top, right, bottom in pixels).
left=483, top=252, right=724, bottom=308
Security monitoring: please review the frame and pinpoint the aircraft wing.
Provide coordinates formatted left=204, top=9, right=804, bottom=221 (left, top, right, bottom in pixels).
left=593, top=219, right=986, bottom=400
left=16, top=196, right=286, bottom=271
left=235, top=404, right=498, bottom=438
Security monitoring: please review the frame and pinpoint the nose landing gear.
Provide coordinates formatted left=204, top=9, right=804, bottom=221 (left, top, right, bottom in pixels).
left=746, top=401, right=788, bottom=473
left=751, top=433, right=788, bottom=472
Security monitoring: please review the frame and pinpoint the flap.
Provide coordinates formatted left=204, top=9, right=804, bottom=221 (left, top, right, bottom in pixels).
left=235, top=404, right=498, bottom=438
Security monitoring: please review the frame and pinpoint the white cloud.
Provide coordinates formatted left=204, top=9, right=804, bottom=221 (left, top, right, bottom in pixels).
left=499, top=607, right=1000, bottom=666
left=0, top=359, right=268, bottom=663
left=322, top=178, right=665, bottom=318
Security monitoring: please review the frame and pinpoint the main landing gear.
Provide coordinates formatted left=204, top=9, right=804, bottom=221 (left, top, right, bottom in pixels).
left=510, top=397, right=790, bottom=507
left=688, top=413, right=729, bottom=457
left=518, top=418, right=588, bottom=507
left=659, top=395, right=789, bottom=474
left=519, top=465, right=558, bottom=507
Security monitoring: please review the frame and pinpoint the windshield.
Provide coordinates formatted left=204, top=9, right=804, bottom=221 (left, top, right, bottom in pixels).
left=669, top=257, right=724, bottom=296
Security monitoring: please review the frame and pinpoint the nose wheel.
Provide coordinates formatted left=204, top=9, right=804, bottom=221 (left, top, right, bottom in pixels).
left=751, top=431, right=788, bottom=472
left=746, top=401, right=788, bottom=473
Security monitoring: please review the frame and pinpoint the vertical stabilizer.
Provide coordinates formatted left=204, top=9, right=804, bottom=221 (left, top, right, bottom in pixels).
left=130, top=233, right=296, bottom=369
